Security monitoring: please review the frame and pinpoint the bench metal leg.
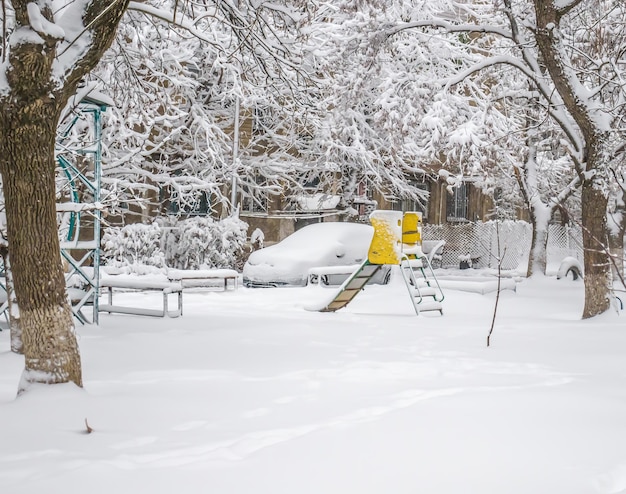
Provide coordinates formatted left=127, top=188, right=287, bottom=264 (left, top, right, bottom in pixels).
left=163, top=291, right=183, bottom=317
left=100, top=288, right=183, bottom=318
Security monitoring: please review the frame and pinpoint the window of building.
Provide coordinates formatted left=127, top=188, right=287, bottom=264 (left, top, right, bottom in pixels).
left=241, top=175, right=269, bottom=214
left=166, top=190, right=211, bottom=217
left=353, top=180, right=376, bottom=221
left=302, top=175, right=320, bottom=191
left=446, top=182, right=470, bottom=222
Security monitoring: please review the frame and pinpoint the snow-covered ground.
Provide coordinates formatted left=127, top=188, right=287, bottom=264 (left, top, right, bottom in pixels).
left=1, top=269, right=626, bottom=494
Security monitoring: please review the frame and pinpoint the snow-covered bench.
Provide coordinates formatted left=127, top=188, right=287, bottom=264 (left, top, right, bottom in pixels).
left=167, top=269, right=239, bottom=291
left=99, top=276, right=183, bottom=318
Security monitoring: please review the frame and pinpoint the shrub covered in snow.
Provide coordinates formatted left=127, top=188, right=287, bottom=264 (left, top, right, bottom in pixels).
left=102, top=216, right=249, bottom=271
left=101, top=222, right=166, bottom=271
left=162, top=216, right=248, bottom=270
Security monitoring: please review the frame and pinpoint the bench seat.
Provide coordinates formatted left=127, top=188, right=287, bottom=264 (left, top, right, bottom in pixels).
left=99, top=275, right=183, bottom=318
left=167, top=269, right=239, bottom=290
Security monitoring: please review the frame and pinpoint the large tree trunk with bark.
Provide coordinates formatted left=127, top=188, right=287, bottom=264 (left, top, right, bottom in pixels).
left=534, top=0, right=613, bottom=318
left=0, top=104, right=82, bottom=388
left=580, top=180, right=611, bottom=317
left=0, top=0, right=130, bottom=391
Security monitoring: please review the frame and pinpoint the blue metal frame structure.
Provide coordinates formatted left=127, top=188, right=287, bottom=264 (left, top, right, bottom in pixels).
left=56, top=94, right=109, bottom=324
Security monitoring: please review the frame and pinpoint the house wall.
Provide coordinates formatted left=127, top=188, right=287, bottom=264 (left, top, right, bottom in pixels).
left=369, top=179, right=497, bottom=226
left=429, top=182, right=447, bottom=224
left=241, top=215, right=295, bottom=246
left=468, top=183, right=495, bottom=222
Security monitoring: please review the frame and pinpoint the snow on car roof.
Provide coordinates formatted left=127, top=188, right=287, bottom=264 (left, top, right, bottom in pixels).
left=276, top=222, right=373, bottom=249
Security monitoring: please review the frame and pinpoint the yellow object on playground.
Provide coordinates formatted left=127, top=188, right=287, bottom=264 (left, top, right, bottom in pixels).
left=318, top=210, right=444, bottom=315
left=401, top=211, right=424, bottom=258
left=368, top=210, right=403, bottom=265
left=402, top=211, right=421, bottom=244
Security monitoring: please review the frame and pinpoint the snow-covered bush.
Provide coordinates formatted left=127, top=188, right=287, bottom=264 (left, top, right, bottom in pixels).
left=162, top=216, right=248, bottom=270
left=211, top=216, right=250, bottom=269
left=101, top=222, right=166, bottom=271
left=102, top=216, right=248, bottom=272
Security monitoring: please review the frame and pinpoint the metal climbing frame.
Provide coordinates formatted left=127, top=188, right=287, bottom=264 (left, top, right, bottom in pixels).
left=56, top=91, right=110, bottom=324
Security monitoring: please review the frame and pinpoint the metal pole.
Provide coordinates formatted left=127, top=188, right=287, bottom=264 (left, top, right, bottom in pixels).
left=230, top=95, right=240, bottom=215
left=93, top=105, right=103, bottom=324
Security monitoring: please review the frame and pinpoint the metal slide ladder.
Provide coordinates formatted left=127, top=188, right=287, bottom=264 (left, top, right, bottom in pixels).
left=400, top=254, right=444, bottom=315
left=319, top=260, right=386, bottom=312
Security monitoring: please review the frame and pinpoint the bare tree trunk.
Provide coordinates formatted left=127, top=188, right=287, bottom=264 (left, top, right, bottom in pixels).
left=7, top=275, right=22, bottom=354
left=0, top=0, right=130, bottom=391
left=534, top=0, right=612, bottom=318
left=0, top=110, right=82, bottom=389
left=527, top=219, right=549, bottom=278
left=512, top=144, right=552, bottom=278
left=580, top=181, right=611, bottom=317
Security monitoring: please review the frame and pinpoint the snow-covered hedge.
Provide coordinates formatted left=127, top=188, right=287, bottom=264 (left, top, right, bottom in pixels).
left=102, top=216, right=248, bottom=271
left=161, top=216, right=248, bottom=270
left=101, top=222, right=166, bottom=272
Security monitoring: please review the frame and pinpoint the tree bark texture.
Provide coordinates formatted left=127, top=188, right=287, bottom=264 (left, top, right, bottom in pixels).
left=534, top=0, right=612, bottom=317
left=0, top=107, right=82, bottom=387
left=0, top=1, right=130, bottom=389
left=581, top=182, right=611, bottom=317
left=5, top=254, right=23, bottom=354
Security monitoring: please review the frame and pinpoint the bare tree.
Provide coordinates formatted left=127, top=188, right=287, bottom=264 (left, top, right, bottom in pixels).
left=374, top=0, right=626, bottom=317
left=90, top=2, right=319, bottom=219
left=0, top=0, right=130, bottom=390
left=0, top=0, right=314, bottom=391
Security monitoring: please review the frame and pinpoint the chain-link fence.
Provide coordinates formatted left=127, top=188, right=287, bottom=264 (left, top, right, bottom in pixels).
left=423, top=221, right=583, bottom=270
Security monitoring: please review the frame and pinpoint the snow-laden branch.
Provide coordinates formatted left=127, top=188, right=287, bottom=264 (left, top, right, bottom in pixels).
left=382, top=20, right=513, bottom=41
left=55, top=201, right=104, bottom=212
left=128, top=2, right=215, bottom=41
left=52, top=0, right=129, bottom=90
left=550, top=172, right=582, bottom=207
left=500, top=0, right=585, bottom=156
left=127, top=1, right=307, bottom=79
left=445, top=54, right=537, bottom=88
left=444, top=53, right=584, bottom=154
left=27, top=3, right=65, bottom=39
left=554, top=0, right=585, bottom=18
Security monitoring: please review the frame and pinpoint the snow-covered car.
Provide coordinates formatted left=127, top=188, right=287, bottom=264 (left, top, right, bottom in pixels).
left=243, top=222, right=390, bottom=287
